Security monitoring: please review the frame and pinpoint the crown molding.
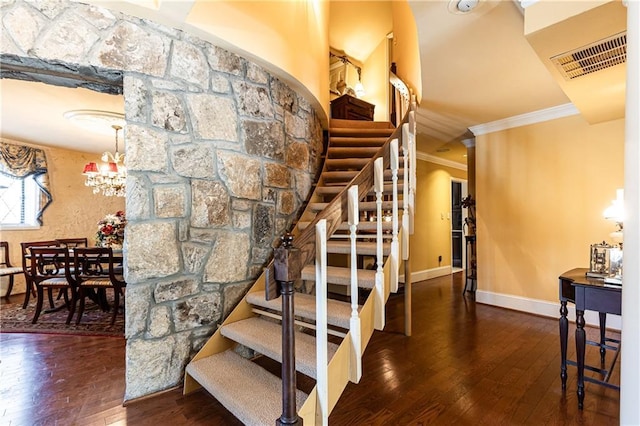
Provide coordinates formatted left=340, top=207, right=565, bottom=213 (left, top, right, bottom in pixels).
left=416, top=151, right=468, bottom=171
left=469, top=103, right=580, bottom=136
left=461, top=138, right=475, bottom=148
left=519, top=0, right=539, bottom=8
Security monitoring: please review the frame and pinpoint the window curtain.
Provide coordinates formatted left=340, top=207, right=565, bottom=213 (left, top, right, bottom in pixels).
left=0, top=141, right=53, bottom=225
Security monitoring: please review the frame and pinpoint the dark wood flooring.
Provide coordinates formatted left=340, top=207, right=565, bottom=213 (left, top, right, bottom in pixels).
left=0, top=272, right=620, bottom=425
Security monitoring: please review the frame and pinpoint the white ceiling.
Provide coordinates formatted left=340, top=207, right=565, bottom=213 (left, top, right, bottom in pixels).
left=0, top=78, right=124, bottom=154
left=0, top=0, right=625, bottom=164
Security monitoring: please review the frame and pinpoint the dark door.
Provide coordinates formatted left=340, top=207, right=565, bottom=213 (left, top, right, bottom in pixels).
left=451, top=181, right=463, bottom=268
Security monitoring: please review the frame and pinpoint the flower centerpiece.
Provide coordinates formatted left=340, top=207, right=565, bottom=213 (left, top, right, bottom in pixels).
left=96, top=211, right=126, bottom=248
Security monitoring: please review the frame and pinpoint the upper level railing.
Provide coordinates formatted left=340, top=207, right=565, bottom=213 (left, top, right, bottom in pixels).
left=389, top=63, right=412, bottom=126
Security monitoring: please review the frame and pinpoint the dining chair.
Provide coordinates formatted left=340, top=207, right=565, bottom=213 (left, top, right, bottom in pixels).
left=70, top=247, right=126, bottom=326
left=1, top=241, right=23, bottom=300
left=28, top=247, right=75, bottom=324
left=55, top=238, right=88, bottom=248
left=20, top=240, right=61, bottom=309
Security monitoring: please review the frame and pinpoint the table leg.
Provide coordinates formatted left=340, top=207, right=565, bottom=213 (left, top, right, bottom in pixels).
left=576, top=309, right=586, bottom=409
left=560, top=300, right=568, bottom=390
left=599, top=312, right=607, bottom=365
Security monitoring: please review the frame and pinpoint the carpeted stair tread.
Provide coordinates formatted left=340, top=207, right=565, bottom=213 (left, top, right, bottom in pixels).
left=246, top=291, right=353, bottom=329
left=309, top=200, right=403, bottom=212
left=324, top=158, right=371, bottom=170
left=315, top=183, right=404, bottom=197
left=186, top=350, right=308, bottom=426
left=328, top=137, right=389, bottom=147
left=329, top=119, right=394, bottom=131
left=221, top=317, right=339, bottom=379
left=322, top=169, right=403, bottom=184
left=326, top=240, right=391, bottom=256
left=298, top=221, right=394, bottom=232
left=327, top=147, right=381, bottom=158
left=301, top=265, right=376, bottom=289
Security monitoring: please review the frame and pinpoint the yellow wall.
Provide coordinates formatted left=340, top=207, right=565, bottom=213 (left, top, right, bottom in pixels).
left=0, top=140, right=125, bottom=295
left=362, top=37, right=390, bottom=122
left=186, top=0, right=330, bottom=120
left=391, top=0, right=422, bottom=102
left=410, top=159, right=467, bottom=273
left=476, top=115, right=624, bottom=302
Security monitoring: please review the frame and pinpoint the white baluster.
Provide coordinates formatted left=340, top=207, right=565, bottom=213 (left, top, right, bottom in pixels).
left=315, top=219, right=328, bottom=426
left=408, top=111, right=417, bottom=235
left=374, top=158, right=385, bottom=330
left=390, top=139, right=399, bottom=293
left=402, top=123, right=410, bottom=262
left=348, top=185, right=362, bottom=383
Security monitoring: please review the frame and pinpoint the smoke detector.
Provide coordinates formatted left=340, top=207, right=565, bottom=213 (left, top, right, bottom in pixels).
left=448, top=0, right=479, bottom=14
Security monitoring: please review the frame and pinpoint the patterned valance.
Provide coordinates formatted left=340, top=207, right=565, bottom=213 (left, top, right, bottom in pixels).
left=0, top=141, right=53, bottom=225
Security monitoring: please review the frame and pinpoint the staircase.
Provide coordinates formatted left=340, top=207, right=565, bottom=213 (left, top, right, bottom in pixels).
left=184, top=102, right=416, bottom=425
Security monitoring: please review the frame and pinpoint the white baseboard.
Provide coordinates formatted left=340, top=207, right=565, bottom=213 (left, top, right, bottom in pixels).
left=476, top=290, right=621, bottom=331
left=399, top=266, right=452, bottom=283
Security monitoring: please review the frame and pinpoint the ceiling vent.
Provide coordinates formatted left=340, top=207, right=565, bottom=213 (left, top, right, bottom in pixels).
left=550, top=32, right=626, bottom=80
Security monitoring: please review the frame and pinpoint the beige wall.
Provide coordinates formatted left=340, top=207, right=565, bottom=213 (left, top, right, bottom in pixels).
left=476, top=115, right=624, bottom=302
left=391, top=0, right=422, bottom=102
left=1, top=139, right=124, bottom=295
left=186, top=0, right=330, bottom=120
left=363, top=37, right=390, bottom=122
left=410, top=159, right=467, bottom=273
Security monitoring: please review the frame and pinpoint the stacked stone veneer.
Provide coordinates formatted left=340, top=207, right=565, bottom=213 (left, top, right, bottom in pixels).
left=1, top=0, right=323, bottom=399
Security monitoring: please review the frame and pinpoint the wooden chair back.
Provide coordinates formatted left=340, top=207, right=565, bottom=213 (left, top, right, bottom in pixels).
left=1, top=241, right=15, bottom=268
left=28, top=247, right=74, bottom=284
left=1, top=241, right=23, bottom=299
left=20, top=240, right=60, bottom=280
left=28, top=246, right=74, bottom=324
left=72, top=247, right=125, bottom=325
left=56, top=238, right=88, bottom=248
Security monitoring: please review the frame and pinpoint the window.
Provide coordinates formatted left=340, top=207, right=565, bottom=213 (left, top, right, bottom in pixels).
left=0, top=141, right=52, bottom=228
left=0, top=173, right=41, bottom=229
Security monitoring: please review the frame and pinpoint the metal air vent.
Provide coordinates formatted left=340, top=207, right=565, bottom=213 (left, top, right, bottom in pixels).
left=551, top=32, right=626, bottom=80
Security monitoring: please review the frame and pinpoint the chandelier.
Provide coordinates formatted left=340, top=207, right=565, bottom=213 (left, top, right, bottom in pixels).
left=82, top=125, right=126, bottom=197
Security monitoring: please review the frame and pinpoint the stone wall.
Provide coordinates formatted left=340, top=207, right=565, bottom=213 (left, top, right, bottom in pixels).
left=1, top=0, right=323, bottom=400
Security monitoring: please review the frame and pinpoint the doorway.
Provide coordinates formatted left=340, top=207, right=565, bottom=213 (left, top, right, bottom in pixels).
left=451, top=179, right=468, bottom=272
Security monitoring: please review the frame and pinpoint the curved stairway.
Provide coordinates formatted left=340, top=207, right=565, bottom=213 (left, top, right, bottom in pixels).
left=184, top=108, right=416, bottom=425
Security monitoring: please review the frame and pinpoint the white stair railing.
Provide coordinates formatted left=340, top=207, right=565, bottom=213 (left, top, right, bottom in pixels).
left=348, top=185, right=362, bottom=383
left=390, top=138, right=400, bottom=293
left=374, top=157, right=385, bottom=330
left=315, top=218, right=328, bottom=426
left=402, top=123, right=411, bottom=262
left=408, top=111, right=417, bottom=235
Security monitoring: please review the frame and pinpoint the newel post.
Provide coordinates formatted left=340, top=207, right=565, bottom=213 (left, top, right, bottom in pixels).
left=274, top=233, right=302, bottom=426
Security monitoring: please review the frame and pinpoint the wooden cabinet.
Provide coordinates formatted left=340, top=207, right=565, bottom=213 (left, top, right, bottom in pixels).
left=330, top=94, right=375, bottom=121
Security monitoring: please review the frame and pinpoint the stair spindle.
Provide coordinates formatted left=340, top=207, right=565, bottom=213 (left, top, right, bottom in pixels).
left=348, top=185, right=362, bottom=383
left=315, top=219, right=329, bottom=425
left=374, top=157, right=385, bottom=330
left=408, top=111, right=417, bottom=235
left=402, top=124, right=410, bottom=261
left=390, top=139, right=399, bottom=293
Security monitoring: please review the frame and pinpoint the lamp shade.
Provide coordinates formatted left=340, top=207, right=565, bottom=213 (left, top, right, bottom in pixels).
left=83, top=162, right=99, bottom=175
left=603, top=188, right=624, bottom=222
left=106, top=162, right=119, bottom=173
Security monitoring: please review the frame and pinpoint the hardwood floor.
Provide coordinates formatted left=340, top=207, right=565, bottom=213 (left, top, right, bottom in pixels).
left=0, top=272, right=619, bottom=425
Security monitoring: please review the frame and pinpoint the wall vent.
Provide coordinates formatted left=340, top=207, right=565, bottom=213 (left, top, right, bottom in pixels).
left=550, top=32, right=626, bottom=80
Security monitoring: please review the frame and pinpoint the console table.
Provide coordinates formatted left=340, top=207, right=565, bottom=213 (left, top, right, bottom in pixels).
left=558, top=268, right=621, bottom=409
left=330, top=94, right=375, bottom=121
